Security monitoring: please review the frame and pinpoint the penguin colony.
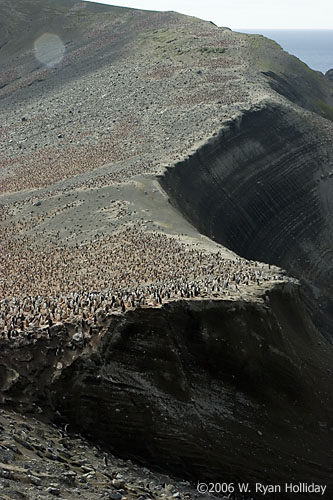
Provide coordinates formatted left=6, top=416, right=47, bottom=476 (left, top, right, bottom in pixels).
left=1, top=208, right=282, bottom=341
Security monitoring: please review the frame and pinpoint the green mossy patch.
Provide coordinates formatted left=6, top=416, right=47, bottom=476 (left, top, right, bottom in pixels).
left=199, top=46, right=225, bottom=54
left=246, top=33, right=333, bottom=122
left=314, top=99, right=333, bottom=120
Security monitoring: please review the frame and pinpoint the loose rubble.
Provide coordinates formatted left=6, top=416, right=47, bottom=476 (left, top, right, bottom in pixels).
left=0, top=408, right=219, bottom=499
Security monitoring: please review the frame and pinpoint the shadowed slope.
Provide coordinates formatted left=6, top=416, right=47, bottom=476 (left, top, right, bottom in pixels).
left=160, top=102, right=333, bottom=338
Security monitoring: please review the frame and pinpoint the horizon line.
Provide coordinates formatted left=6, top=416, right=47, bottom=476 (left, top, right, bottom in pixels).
left=234, top=27, right=333, bottom=30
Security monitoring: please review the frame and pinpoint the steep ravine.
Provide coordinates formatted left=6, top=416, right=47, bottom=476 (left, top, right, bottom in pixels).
left=160, top=102, right=333, bottom=338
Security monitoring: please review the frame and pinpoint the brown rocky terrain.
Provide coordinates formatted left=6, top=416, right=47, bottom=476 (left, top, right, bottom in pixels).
left=1, top=1, right=333, bottom=499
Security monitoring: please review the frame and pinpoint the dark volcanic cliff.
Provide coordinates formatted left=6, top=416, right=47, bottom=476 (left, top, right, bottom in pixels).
left=1, top=284, right=333, bottom=497
left=160, top=102, right=333, bottom=339
left=52, top=286, right=333, bottom=491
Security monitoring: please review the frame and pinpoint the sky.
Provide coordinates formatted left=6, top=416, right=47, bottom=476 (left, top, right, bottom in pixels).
left=86, top=0, right=333, bottom=29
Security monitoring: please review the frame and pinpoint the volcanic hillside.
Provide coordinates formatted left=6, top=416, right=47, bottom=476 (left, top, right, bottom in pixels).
left=1, top=1, right=333, bottom=498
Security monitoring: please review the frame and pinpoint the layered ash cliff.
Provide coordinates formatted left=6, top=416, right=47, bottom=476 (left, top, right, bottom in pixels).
left=2, top=283, right=333, bottom=494
left=160, top=102, right=333, bottom=338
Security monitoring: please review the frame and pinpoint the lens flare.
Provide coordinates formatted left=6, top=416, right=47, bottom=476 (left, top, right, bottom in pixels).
left=34, top=33, right=65, bottom=67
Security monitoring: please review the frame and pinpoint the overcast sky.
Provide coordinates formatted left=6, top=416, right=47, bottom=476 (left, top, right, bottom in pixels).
left=86, top=0, right=333, bottom=29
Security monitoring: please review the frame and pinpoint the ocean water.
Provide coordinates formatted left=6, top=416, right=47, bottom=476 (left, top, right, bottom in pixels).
left=238, top=29, right=333, bottom=74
